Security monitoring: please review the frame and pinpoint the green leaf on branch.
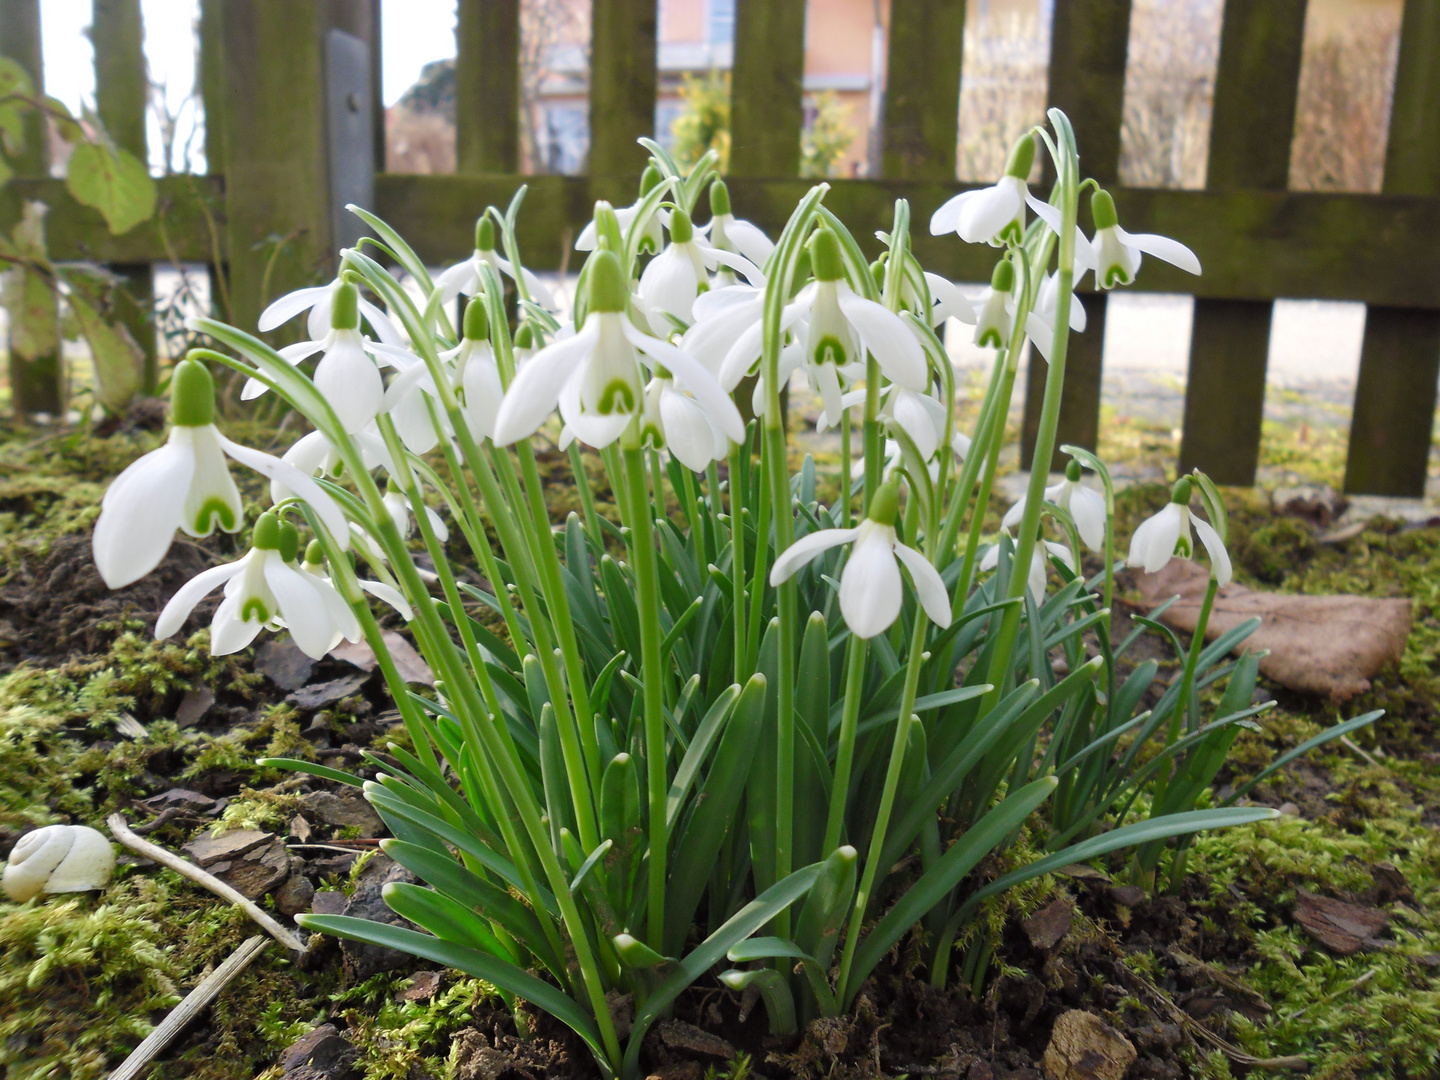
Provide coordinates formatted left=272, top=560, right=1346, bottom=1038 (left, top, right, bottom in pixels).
left=66, top=141, right=156, bottom=235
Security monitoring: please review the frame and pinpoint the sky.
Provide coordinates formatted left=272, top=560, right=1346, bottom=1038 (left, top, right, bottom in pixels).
left=38, top=0, right=459, bottom=173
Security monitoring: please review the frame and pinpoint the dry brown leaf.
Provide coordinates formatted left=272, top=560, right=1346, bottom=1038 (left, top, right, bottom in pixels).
left=1131, top=560, right=1411, bottom=700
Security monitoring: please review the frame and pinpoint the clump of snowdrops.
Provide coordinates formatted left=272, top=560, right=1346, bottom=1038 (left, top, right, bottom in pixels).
left=92, top=110, right=1379, bottom=1079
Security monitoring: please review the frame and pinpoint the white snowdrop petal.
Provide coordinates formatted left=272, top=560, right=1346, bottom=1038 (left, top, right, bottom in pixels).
left=640, top=244, right=700, bottom=322
left=929, top=191, right=969, bottom=236
left=890, top=389, right=941, bottom=460
left=721, top=218, right=775, bottom=270
left=314, top=336, right=385, bottom=432
left=893, top=542, right=952, bottom=627
left=259, top=285, right=330, bottom=333
left=359, top=299, right=407, bottom=346
left=1001, top=497, right=1027, bottom=530
left=837, top=289, right=928, bottom=390
left=218, top=435, right=349, bottom=544
left=155, top=559, right=248, bottom=640
left=463, top=351, right=504, bottom=442
left=957, top=182, right=1022, bottom=244
left=658, top=389, right=717, bottom=472
left=770, top=527, right=860, bottom=585
left=924, top=272, right=977, bottom=325
left=492, top=320, right=599, bottom=444
left=839, top=529, right=904, bottom=639
left=266, top=560, right=337, bottom=660
left=1193, top=517, right=1232, bottom=586
left=435, top=259, right=479, bottom=303
left=210, top=592, right=265, bottom=655
left=1071, top=486, right=1108, bottom=553
left=360, top=579, right=414, bottom=622
left=624, top=319, right=746, bottom=444
left=1117, top=228, right=1202, bottom=275
left=92, top=438, right=196, bottom=589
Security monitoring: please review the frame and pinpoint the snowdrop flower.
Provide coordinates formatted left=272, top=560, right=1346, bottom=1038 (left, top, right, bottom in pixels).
left=1024, top=270, right=1086, bottom=362
left=259, top=271, right=404, bottom=346
left=1088, top=188, right=1201, bottom=289
left=269, top=426, right=395, bottom=508
left=980, top=529, right=1076, bottom=605
left=638, top=375, right=731, bottom=472
left=382, top=299, right=499, bottom=453
left=3, top=824, right=114, bottom=902
left=1127, top=477, right=1231, bottom=585
left=434, top=216, right=558, bottom=310
left=243, top=278, right=414, bottom=433
left=822, top=381, right=949, bottom=461
left=576, top=165, right=667, bottom=254
left=302, top=541, right=413, bottom=634
left=929, top=134, right=1044, bottom=246
left=93, top=359, right=346, bottom=590
left=770, top=482, right=951, bottom=639
left=911, top=271, right=977, bottom=328
left=1002, top=457, right=1108, bottom=552
left=383, top=483, right=449, bottom=543
left=701, top=180, right=776, bottom=274
left=952, top=431, right=973, bottom=461
left=493, top=244, right=744, bottom=452
left=718, top=227, right=927, bottom=428
left=638, top=207, right=763, bottom=332
left=972, top=259, right=1016, bottom=349
left=156, top=513, right=350, bottom=659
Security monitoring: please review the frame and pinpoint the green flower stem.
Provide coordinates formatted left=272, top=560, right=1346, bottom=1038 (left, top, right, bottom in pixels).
left=840, top=414, right=853, bottom=527
left=569, top=442, right=605, bottom=551
left=1164, top=574, right=1219, bottom=767
left=762, top=412, right=797, bottom=939
left=936, top=342, right=1008, bottom=563
left=704, top=459, right=725, bottom=576
left=824, top=631, right=868, bottom=853
left=680, top=465, right=707, bottom=574
left=726, top=443, right=749, bottom=683
left=863, top=357, right=882, bottom=510
left=980, top=125, right=1080, bottom=714
left=954, top=355, right=1021, bottom=607
left=745, top=466, right=771, bottom=676
left=508, top=442, right=606, bottom=791
left=837, top=609, right=929, bottom=1006
left=619, top=438, right=670, bottom=953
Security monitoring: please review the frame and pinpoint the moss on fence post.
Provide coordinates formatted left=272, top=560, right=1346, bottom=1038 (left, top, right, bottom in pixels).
left=0, top=0, right=62, bottom=417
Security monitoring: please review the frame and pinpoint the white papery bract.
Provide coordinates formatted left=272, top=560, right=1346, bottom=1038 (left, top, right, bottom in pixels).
left=258, top=272, right=404, bottom=346
left=1003, top=469, right=1107, bottom=553
left=435, top=217, right=558, bottom=310
left=980, top=529, right=1076, bottom=606
left=155, top=514, right=349, bottom=660
left=770, top=485, right=951, bottom=639
left=93, top=360, right=346, bottom=590
left=1127, top=487, right=1231, bottom=585
left=494, top=247, right=744, bottom=452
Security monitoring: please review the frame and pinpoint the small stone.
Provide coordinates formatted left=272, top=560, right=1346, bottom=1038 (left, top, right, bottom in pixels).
left=1042, top=1010, right=1136, bottom=1080
left=281, top=1023, right=359, bottom=1079
left=312, top=890, right=347, bottom=916
left=142, top=788, right=216, bottom=812
left=175, top=687, right=216, bottom=728
left=300, top=791, right=384, bottom=838
left=219, top=838, right=290, bottom=899
left=288, top=672, right=371, bottom=710
left=1278, top=802, right=1301, bottom=817
left=1022, top=898, right=1073, bottom=951
left=340, top=855, right=420, bottom=979
left=656, top=1019, right=734, bottom=1059
left=291, top=815, right=313, bottom=843
left=396, top=969, right=442, bottom=1002
left=182, top=829, right=272, bottom=867
left=276, top=873, right=316, bottom=916
left=256, top=639, right=317, bottom=691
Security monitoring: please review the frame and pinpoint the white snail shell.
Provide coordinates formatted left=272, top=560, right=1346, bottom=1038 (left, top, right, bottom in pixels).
left=3, top=824, right=115, bottom=903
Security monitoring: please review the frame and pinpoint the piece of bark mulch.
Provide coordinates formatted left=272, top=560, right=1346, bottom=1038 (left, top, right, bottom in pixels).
left=1042, top=1010, right=1136, bottom=1080
left=1293, top=890, right=1389, bottom=955
left=396, top=970, right=443, bottom=1002
left=330, top=631, right=435, bottom=685
left=1023, top=898, right=1074, bottom=951
left=181, top=828, right=272, bottom=867
left=656, top=1019, right=735, bottom=1059
left=281, top=1023, right=359, bottom=1080
left=1132, top=560, right=1411, bottom=700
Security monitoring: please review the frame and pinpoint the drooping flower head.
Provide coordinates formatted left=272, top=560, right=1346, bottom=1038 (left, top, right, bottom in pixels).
left=974, top=258, right=1016, bottom=350
left=1003, top=457, right=1108, bottom=553
left=1088, top=188, right=1201, bottom=290
left=1127, top=476, right=1231, bottom=585
left=980, top=528, right=1076, bottom=606
left=770, top=481, right=952, bottom=639
left=929, top=134, right=1037, bottom=246
left=435, top=215, right=558, bottom=310
left=92, top=358, right=346, bottom=589
left=155, top=512, right=352, bottom=659
left=702, top=180, right=776, bottom=274
left=576, top=164, right=667, bottom=254
left=258, top=271, right=404, bottom=347
left=493, top=241, right=743, bottom=452
left=638, top=206, right=763, bottom=333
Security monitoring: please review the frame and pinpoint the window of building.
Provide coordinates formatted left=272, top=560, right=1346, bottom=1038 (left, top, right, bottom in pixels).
left=708, top=0, right=736, bottom=45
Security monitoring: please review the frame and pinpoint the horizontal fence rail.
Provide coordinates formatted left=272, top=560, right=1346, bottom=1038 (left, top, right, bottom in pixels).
left=0, top=0, right=1436, bottom=498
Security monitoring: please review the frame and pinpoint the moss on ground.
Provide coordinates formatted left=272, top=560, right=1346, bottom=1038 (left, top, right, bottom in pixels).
left=0, top=399, right=1437, bottom=1078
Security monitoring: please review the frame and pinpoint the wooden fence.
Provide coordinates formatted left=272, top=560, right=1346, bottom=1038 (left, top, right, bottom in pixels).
left=1, top=0, right=1437, bottom=497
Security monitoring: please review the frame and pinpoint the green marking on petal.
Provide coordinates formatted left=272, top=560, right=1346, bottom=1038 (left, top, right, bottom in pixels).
left=192, top=496, right=239, bottom=536
left=596, top=379, right=638, bottom=416
left=812, top=335, right=849, bottom=368
left=241, top=598, right=271, bottom=624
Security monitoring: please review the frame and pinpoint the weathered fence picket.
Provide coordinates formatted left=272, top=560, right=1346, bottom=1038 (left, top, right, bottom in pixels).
left=1021, top=0, right=1133, bottom=471
left=1344, top=0, right=1440, bottom=497
left=2, top=0, right=1437, bottom=496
